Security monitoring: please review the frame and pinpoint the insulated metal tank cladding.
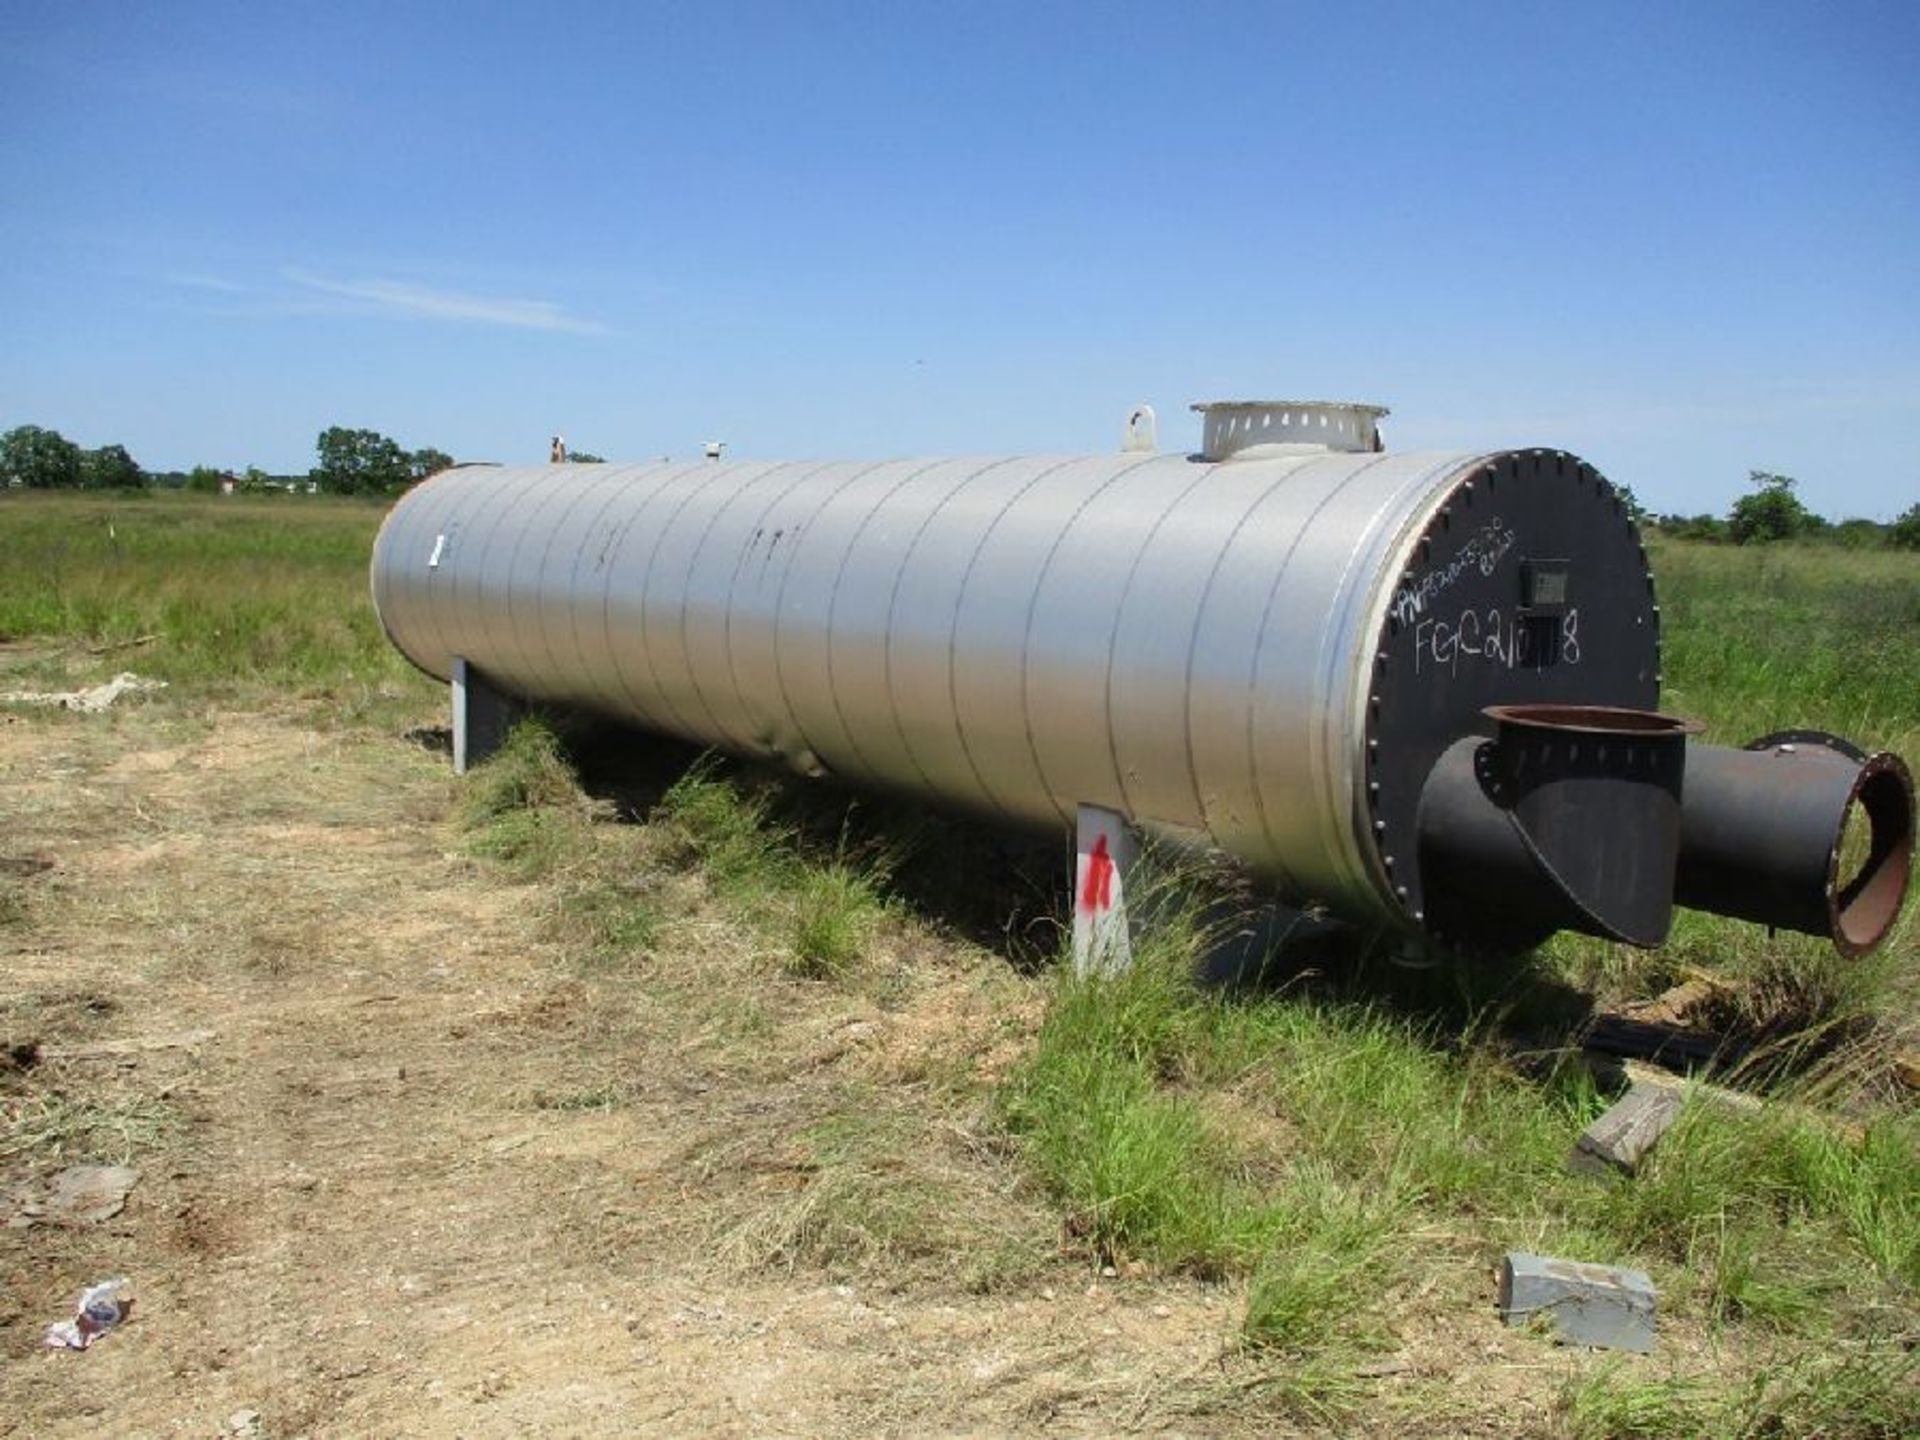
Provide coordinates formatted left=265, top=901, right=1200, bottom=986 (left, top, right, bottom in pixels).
left=371, top=441, right=1658, bottom=930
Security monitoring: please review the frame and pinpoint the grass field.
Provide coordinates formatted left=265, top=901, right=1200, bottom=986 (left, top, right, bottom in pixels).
left=3, top=488, right=1917, bottom=1434
left=0, top=490, right=424, bottom=717
left=1652, top=537, right=1920, bottom=739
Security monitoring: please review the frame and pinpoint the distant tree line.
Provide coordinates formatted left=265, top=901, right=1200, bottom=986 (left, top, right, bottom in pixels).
left=1643, top=470, right=1920, bottom=551
left=0, top=425, right=147, bottom=490
left=0, top=422, right=459, bottom=497
left=8, top=424, right=1912, bottom=543
left=309, top=426, right=453, bottom=496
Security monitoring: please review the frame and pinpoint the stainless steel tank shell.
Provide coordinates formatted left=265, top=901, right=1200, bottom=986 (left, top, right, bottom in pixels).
left=372, top=447, right=1658, bottom=928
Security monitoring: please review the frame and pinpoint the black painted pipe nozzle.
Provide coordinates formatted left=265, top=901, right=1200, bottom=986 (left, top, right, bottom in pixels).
left=1415, top=708, right=1914, bottom=956
left=1417, top=706, right=1701, bottom=950
left=1675, top=737, right=1913, bottom=957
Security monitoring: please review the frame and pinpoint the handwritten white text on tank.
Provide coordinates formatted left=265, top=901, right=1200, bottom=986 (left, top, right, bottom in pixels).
left=1413, top=608, right=1582, bottom=677
left=1388, top=518, right=1518, bottom=628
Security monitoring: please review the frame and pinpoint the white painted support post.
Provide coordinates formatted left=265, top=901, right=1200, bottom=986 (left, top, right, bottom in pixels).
left=451, top=657, right=520, bottom=775
left=1072, top=803, right=1140, bottom=976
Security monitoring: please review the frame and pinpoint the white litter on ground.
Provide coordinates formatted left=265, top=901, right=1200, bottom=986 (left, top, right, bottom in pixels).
left=43, top=1276, right=135, bottom=1350
left=0, top=673, right=167, bottom=712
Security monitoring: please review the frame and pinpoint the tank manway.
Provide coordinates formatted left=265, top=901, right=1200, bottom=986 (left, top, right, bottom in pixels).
left=372, top=402, right=1913, bottom=958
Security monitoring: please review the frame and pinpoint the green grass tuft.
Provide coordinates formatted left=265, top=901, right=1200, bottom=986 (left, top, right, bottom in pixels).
left=457, top=715, right=580, bottom=824
left=788, top=862, right=887, bottom=978
left=1558, top=1345, right=1920, bottom=1440
left=656, top=757, right=897, bottom=978
left=529, top=1085, right=624, bottom=1113
left=1728, top=1344, right=1920, bottom=1438
left=1605, top=1099, right=1920, bottom=1303
left=1240, top=1168, right=1400, bottom=1354
left=1001, top=867, right=1278, bottom=1275
left=655, top=758, right=788, bottom=894
left=456, top=716, right=598, bottom=880
left=555, top=880, right=660, bottom=964
left=1558, top=1363, right=1718, bottom=1440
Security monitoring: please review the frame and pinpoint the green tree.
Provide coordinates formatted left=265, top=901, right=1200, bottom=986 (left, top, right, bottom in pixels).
left=312, top=426, right=413, bottom=496
left=1728, top=470, right=1814, bottom=544
left=410, top=447, right=455, bottom=481
left=1829, top=517, right=1888, bottom=550
left=1891, top=502, right=1920, bottom=552
left=1659, top=512, right=1728, bottom=543
left=569, top=451, right=606, bottom=464
left=0, top=424, right=84, bottom=489
left=185, top=465, right=228, bottom=494
left=79, top=443, right=146, bottom=490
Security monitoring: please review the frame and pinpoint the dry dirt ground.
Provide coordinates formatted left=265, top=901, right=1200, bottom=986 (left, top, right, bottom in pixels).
left=1, top=702, right=1617, bottom=1438
left=0, top=703, right=1249, bottom=1438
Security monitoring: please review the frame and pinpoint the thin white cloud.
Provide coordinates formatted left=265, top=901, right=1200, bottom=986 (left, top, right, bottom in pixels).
left=286, top=269, right=608, bottom=334
left=163, top=272, right=252, bottom=294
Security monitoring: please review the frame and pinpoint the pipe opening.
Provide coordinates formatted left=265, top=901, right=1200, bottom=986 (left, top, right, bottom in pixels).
left=1483, top=704, right=1705, bottom=737
left=1832, top=755, right=1915, bottom=957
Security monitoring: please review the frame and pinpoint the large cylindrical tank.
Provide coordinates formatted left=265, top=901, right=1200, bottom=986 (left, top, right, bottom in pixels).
left=371, top=401, right=1662, bottom=934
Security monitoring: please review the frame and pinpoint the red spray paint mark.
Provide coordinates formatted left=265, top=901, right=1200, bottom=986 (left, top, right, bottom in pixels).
left=1080, top=834, right=1115, bottom=915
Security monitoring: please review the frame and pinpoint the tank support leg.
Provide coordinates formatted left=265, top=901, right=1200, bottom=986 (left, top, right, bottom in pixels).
left=452, top=657, right=521, bottom=775
left=1072, top=803, right=1140, bottom=976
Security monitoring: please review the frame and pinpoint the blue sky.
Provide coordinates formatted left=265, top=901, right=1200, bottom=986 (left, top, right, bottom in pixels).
left=1, top=1, right=1914, bottom=517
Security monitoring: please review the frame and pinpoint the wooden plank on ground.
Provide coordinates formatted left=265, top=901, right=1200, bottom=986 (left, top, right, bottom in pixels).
left=1569, top=1083, right=1683, bottom=1177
